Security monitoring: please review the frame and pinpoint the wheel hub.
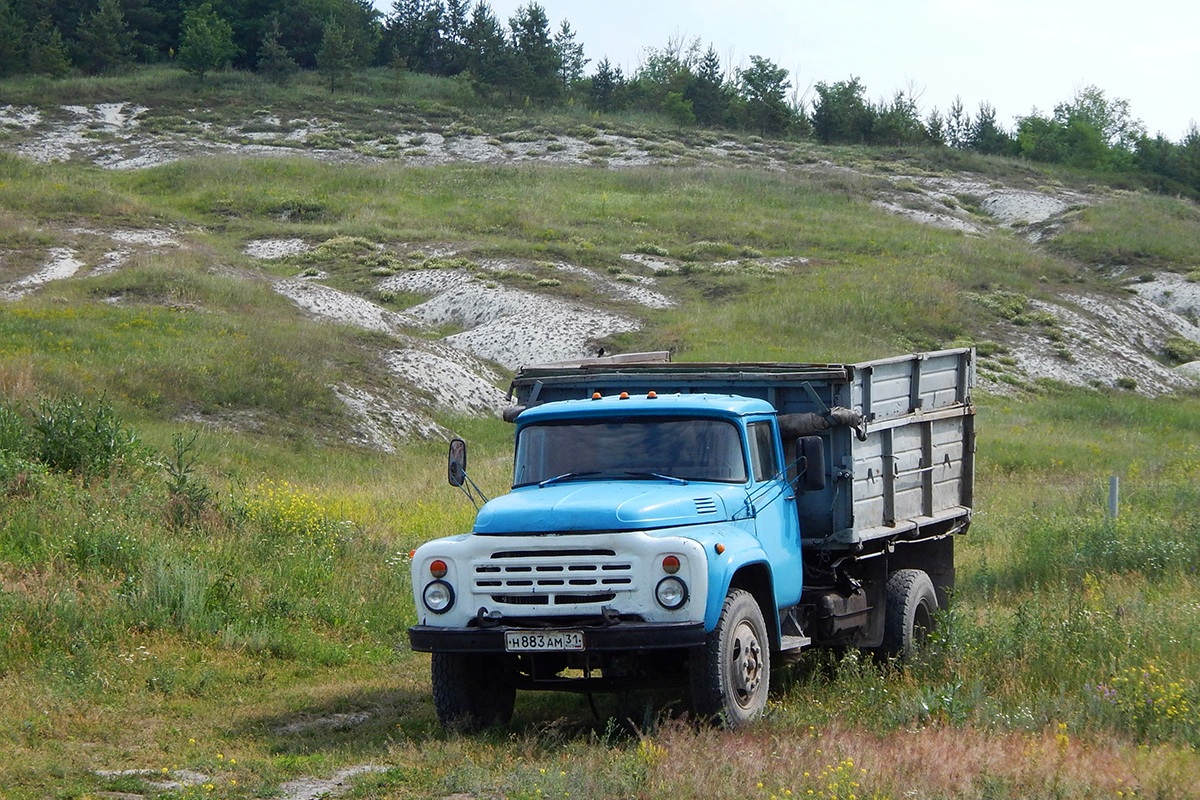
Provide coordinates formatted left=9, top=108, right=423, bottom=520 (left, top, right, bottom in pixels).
left=730, top=620, right=764, bottom=707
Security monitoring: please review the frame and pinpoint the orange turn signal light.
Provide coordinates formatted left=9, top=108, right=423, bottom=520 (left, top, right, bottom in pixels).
left=662, top=555, right=681, bottom=574
left=430, top=559, right=448, bottom=578
left=714, top=543, right=726, bottom=555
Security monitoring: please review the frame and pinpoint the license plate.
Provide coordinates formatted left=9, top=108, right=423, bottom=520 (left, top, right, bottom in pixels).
left=505, top=630, right=585, bottom=652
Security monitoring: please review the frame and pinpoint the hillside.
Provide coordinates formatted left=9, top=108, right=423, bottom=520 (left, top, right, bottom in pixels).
left=2, top=71, right=1200, bottom=800
left=4, top=84, right=1200, bottom=443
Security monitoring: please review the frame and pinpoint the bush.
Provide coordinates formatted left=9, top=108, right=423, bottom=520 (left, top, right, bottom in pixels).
left=31, top=396, right=144, bottom=477
left=1162, top=335, right=1200, bottom=364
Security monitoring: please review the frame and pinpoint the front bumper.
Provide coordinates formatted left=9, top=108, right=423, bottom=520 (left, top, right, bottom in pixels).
left=409, top=620, right=706, bottom=653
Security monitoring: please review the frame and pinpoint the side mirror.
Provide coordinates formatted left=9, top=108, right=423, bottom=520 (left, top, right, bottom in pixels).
left=448, top=438, right=468, bottom=487
left=796, top=436, right=826, bottom=492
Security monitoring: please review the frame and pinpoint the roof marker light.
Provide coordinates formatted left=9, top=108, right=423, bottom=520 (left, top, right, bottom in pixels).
left=620, top=391, right=630, bottom=399
left=592, top=392, right=602, bottom=400
left=647, top=391, right=658, bottom=399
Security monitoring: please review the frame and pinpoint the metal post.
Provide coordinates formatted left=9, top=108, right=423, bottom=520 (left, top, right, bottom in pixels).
left=1108, top=476, right=1119, bottom=519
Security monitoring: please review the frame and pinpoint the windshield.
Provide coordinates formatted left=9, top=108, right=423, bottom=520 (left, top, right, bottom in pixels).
left=514, top=416, right=748, bottom=487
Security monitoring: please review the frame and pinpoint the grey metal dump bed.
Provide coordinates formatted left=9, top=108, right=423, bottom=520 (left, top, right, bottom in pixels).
left=509, top=349, right=976, bottom=552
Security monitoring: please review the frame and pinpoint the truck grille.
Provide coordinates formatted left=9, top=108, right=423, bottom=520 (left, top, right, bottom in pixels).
left=474, top=548, right=634, bottom=606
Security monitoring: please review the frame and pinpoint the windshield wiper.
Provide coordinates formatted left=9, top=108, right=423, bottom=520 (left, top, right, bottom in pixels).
left=538, top=471, right=600, bottom=487
left=624, top=470, right=689, bottom=485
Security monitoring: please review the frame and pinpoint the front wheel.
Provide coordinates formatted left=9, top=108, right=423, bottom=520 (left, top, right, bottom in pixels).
left=430, top=652, right=516, bottom=732
left=689, top=589, right=770, bottom=727
left=881, top=568, right=939, bottom=660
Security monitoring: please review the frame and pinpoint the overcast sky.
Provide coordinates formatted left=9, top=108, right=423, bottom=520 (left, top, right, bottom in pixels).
left=373, top=0, right=1198, bottom=141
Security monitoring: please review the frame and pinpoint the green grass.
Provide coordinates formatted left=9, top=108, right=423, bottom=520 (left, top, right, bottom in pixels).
left=3, top=393, right=1200, bottom=797
left=1053, top=192, right=1200, bottom=267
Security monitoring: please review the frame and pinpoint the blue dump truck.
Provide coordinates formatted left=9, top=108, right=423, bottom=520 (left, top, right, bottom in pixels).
left=409, top=349, right=975, bottom=729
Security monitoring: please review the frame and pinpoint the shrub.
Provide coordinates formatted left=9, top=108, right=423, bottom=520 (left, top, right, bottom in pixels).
left=1162, top=335, right=1200, bottom=364
left=681, top=240, right=741, bottom=262
left=30, top=396, right=144, bottom=478
left=634, top=243, right=670, bottom=257
left=162, top=431, right=212, bottom=531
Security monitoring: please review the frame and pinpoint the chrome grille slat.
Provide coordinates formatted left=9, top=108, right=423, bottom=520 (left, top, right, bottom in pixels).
left=474, top=548, right=634, bottom=606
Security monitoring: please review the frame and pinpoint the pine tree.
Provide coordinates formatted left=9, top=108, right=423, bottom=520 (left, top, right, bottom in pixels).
left=385, top=0, right=444, bottom=74
left=946, top=96, right=970, bottom=149
left=28, top=18, right=72, bottom=78
left=441, top=0, right=469, bottom=75
left=317, top=16, right=355, bottom=93
left=0, top=0, right=27, bottom=77
left=508, top=2, right=559, bottom=104
left=968, top=102, right=1013, bottom=155
left=177, top=2, right=237, bottom=81
left=686, top=45, right=727, bottom=126
left=553, top=19, right=586, bottom=96
left=463, top=2, right=511, bottom=98
left=926, top=108, right=946, bottom=147
left=75, top=0, right=134, bottom=74
left=588, top=57, right=623, bottom=112
left=256, top=16, right=298, bottom=84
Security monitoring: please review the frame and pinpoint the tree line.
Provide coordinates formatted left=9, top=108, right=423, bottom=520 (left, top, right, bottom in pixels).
left=1, top=0, right=1198, bottom=196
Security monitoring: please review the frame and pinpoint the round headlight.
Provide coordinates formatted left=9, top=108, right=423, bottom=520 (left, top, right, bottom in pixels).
left=655, top=576, right=688, bottom=610
left=422, top=580, right=455, bottom=614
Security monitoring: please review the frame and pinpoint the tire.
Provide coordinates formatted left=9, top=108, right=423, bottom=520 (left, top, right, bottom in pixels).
left=881, top=569, right=939, bottom=660
left=430, top=652, right=516, bottom=732
left=689, top=589, right=770, bottom=727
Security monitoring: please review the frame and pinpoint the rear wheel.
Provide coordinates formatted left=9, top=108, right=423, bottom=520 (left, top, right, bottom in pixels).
left=430, top=652, right=516, bottom=732
left=689, top=589, right=770, bottom=727
left=882, top=569, right=938, bottom=659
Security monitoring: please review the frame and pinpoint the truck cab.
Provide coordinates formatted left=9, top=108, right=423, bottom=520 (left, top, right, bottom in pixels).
left=408, top=350, right=975, bottom=730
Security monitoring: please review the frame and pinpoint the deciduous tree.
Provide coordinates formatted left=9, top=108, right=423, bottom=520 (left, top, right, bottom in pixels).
left=811, top=77, right=870, bottom=143
left=738, top=55, right=793, bottom=136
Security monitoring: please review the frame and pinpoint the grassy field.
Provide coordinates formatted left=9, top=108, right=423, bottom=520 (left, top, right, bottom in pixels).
left=3, top=70, right=1200, bottom=799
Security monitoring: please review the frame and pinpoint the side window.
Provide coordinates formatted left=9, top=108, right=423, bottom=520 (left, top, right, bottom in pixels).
left=747, top=421, right=778, bottom=482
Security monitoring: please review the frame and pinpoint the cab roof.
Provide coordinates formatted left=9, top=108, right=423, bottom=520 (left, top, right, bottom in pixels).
left=514, top=391, right=775, bottom=423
